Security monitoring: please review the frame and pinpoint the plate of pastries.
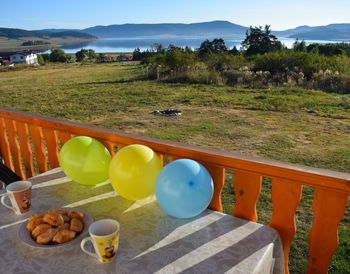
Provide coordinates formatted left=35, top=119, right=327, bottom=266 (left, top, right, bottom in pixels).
left=18, top=208, right=93, bottom=248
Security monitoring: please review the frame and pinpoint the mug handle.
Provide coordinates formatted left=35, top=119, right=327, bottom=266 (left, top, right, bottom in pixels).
left=1, top=193, right=16, bottom=213
left=81, top=237, right=99, bottom=259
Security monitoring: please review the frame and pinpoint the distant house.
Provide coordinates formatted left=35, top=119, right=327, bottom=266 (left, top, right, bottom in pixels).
left=0, top=51, right=38, bottom=65
left=10, top=52, right=38, bottom=64
left=117, top=54, right=133, bottom=62
left=98, top=55, right=114, bottom=63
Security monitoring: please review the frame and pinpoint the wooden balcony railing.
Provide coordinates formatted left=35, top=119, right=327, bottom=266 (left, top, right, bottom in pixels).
left=0, top=108, right=349, bottom=274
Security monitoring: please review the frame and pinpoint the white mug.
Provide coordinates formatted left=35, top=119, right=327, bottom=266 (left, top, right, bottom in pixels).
left=1, top=181, right=32, bottom=215
left=81, top=219, right=120, bottom=263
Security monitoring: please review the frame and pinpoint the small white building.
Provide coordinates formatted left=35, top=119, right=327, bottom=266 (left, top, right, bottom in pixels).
left=10, top=52, right=38, bottom=65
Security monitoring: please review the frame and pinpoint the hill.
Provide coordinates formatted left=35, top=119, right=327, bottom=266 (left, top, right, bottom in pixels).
left=0, top=28, right=97, bottom=39
left=1, top=21, right=350, bottom=44
left=275, top=23, right=350, bottom=40
left=83, top=21, right=248, bottom=38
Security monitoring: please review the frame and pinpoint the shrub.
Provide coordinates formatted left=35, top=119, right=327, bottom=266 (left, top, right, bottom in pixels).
left=206, top=53, right=247, bottom=71
left=50, top=49, right=68, bottom=62
left=140, top=40, right=350, bottom=94
left=37, top=54, right=45, bottom=65
left=253, top=51, right=344, bottom=79
left=311, top=71, right=350, bottom=94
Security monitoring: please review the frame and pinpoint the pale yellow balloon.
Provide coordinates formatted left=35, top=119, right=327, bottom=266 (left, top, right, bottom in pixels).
left=109, top=144, right=162, bottom=201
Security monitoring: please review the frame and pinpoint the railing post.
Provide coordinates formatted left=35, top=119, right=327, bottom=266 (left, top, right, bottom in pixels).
left=269, top=179, right=302, bottom=274
left=29, top=125, right=48, bottom=173
left=306, top=188, right=348, bottom=274
left=205, top=164, right=225, bottom=212
left=43, top=128, right=60, bottom=169
left=233, top=170, right=262, bottom=222
left=3, top=119, right=25, bottom=178
left=0, top=117, right=14, bottom=171
left=16, top=122, right=34, bottom=178
left=59, top=131, right=74, bottom=146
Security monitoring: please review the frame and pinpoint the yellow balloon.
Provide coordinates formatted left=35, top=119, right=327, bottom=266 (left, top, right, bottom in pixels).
left=109, top=144, right=162, bottom=201
left=59, top=136, right=111, bottom=186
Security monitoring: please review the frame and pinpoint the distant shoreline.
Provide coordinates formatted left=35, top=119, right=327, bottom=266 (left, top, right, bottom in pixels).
left=0, top=35, right=346, bottom=54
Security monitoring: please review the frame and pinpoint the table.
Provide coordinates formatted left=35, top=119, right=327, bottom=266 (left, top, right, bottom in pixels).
left=0, top=168, right=284, bottom=274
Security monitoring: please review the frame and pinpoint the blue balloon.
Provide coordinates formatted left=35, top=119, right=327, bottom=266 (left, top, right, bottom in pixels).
left=156, top=159, right=214, bottom=218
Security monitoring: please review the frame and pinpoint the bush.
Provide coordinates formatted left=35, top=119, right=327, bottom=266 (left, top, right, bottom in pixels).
left=146, top=50, right=196, bottom=70
left=221, top=69, right=272, bottom=87
left=37, top=54, right=45, bottom=65
left=206, top=53, right=247, bottom=71
left=311, top=71, right=350, bottom=94
left=75, top=49, right=96, bottom=62
left=253, top=51, right=344, bottom=79
left=40, top=54, right=50, bottom=63
left=50, top=49, right=68, bottom=62
left=307, top=43, right=350, bottom=57
left=140, top=39, right=350, bottom=94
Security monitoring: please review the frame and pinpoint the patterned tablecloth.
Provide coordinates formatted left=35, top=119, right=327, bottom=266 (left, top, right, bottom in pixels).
left=0, top=168, right=284, bottom=274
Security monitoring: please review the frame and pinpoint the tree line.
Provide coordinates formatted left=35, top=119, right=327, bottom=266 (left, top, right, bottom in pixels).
left=133, top=25, right=350, bottom=61
left=134, top=25, right=350, bottom=94
left=38, top=49, right=131, bottom=64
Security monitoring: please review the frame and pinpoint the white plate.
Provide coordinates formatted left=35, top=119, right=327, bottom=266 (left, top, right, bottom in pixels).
left=18, top=208, right=94, bottom=249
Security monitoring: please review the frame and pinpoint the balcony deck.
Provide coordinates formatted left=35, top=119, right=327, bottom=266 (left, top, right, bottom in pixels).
left=0, top=108, right=349, bottom=274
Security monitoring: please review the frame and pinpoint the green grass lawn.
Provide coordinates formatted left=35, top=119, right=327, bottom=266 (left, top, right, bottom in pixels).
left=1, top=63, right=349, bottom=273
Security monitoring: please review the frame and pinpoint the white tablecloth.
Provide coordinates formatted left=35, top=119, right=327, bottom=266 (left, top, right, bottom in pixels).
left=0, top=168, right=284, bottom=274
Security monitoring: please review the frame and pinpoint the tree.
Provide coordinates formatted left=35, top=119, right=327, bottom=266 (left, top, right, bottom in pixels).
left=167, top=44, right=182, bottom=52
left=230, top=46, right=239, bottom=55
left=132, top=48, right=142, bottom=61
left=197, top=38, right=227, bottom=59
left=184, top=46, right=193, bottom=54
left=50, top=49, right=68, bottom=62
left=37, top=54, right=45, bottom=65
left=151, top=43, right=165, bottom=53
left=293, top=39, right=307, bottom=52
left=211, top=38, right=228, bottom=53
left=241, top=25, right=283, bottom=55
left=75, top=49, right=88, bottom=62
left=41, top=53, right=50, bottom=62
left=75, top=49, right=96, bottom=62
left=87, top=49, right=96, bottom=60
left=65, top=55, right=76, bottom=63
left=306, top=43, right=319, bottom=54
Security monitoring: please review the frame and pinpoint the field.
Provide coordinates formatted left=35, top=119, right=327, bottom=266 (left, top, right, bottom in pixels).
left=0, top=37, right=95, bottom=51
left=0, top=63, right=349, bottom=273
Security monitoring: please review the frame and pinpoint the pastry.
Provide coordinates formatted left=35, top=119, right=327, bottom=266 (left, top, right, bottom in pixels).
left=53, top=230, right=76, bottom=244
left=68, top=210, right=84, bottom=220
left=70, top=218, right=83, bottom=233
left=36, top=228, right=58, bottom=244
left=62, top=214, right=70, bottom=222
left=27, top=209, right=85, bottom=245
left=57, top=223, right=70, bottom=231
left=28, top=212, right=45, bottom=222
left=32, top=224, right=51, bottom=239
left=43, top=212, right=64, bottom=227
left=26, top=217, right=45, bottom=232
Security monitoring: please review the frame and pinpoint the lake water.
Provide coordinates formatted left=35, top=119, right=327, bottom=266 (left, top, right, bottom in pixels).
left=61, top=37, right=338, bottom=53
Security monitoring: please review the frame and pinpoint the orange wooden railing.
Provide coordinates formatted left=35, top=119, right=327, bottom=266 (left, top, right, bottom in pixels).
left=0, top=108, right=349, bottom=274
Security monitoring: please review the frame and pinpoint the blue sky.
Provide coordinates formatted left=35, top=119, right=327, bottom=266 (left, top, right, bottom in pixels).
left=1, top=0, right=349, bottom=30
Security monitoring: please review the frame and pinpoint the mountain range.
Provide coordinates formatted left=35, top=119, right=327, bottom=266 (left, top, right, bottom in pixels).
left=274, top=24, right=350, bottom=40
left=83, top=21, right=247, bottom=38
left=0, top=28, right=96, bottom=39
left=1, top=21, right=350, bottom=41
